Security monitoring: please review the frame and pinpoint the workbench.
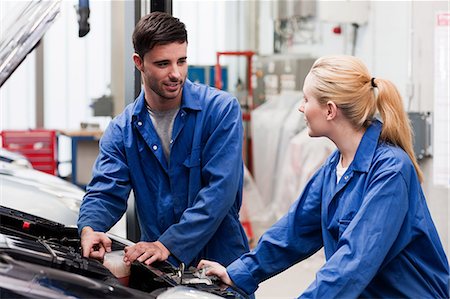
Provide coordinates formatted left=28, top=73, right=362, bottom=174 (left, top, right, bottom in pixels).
left=59, top=130, right=103, bottom=188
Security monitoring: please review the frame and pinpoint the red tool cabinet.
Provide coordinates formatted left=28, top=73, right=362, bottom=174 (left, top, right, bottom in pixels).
left=0, top=129, right=58, bottom=175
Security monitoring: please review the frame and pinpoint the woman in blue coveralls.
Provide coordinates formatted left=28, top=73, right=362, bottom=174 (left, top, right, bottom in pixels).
left=199, top=55, right=450, bottom=298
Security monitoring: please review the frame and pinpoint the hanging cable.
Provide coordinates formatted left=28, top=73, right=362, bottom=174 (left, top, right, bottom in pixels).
left=351, top=23, right=359, bottom=56
left=76, top=0, right=90, bottom=37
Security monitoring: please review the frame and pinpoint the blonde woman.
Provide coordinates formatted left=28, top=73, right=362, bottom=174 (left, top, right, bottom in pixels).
left=199, top=55, right=449, bottom=298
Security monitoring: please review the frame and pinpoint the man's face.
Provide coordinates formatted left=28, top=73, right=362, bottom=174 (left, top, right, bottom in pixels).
left=134, top=42, right=188, bottom=106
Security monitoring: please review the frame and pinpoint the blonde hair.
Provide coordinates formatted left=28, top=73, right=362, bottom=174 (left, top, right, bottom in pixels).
left=309, top=55, right=423, bottom=182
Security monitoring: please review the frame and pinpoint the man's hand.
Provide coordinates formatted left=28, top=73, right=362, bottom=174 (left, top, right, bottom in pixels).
left=197, top=259, right=233, bottom=286
left=80, top=226, right=112, bottom=260
left=123, top=241, right=170, bottom=266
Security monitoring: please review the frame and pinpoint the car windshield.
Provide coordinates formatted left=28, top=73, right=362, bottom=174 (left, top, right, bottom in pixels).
left=0, top=0, right=61, bottom=87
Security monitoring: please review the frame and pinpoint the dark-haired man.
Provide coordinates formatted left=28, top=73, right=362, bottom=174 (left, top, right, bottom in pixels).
left=78, top=12, right=249, bottom=268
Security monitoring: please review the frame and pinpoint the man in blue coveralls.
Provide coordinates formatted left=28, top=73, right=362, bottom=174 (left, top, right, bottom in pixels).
left=77, top=12, right=249, bottom=268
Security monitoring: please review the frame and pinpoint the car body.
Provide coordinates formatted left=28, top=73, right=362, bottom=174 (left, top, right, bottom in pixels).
left=0, top=160, right=248, bottom=298
left=0, top=148, right=32, bottom=168
left=0, top=160, right=82, bottom=226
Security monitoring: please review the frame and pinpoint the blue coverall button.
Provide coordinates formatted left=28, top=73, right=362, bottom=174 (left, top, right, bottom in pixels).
left=152, top=145, right=158, bottom=151
left=137, top=121, right=143, bottom=126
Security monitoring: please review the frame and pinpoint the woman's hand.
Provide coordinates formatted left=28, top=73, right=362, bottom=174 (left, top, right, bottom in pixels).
left=197, top=259, right=233, bottom=286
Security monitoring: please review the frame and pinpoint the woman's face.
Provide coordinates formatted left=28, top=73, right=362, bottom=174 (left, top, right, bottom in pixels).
left=299, top=73, right=330, bottom=138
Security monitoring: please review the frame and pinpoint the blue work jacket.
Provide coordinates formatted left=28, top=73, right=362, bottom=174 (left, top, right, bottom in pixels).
left=78, top=79, right=249, bottom=267
left=227, top=120, right=449, bottom=298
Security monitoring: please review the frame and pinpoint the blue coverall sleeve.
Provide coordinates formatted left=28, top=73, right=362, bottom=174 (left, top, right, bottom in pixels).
left=300, top=167, right=409, bottom=298
left=227, top=170, right=325, bottom=295
left=77, top=122, right=132, bottom=234
left=158, top=98, right=245, bottom=265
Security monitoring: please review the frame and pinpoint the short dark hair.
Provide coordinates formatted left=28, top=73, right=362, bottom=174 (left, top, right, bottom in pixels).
left=132, top=12, right=188, bottom=59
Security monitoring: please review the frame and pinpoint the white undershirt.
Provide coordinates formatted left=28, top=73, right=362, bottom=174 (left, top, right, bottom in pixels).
left=336, top=154, right=348, bottom=183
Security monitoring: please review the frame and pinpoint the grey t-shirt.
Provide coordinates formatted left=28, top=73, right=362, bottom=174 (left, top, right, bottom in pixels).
left=147, top=105, right=180, bottom=160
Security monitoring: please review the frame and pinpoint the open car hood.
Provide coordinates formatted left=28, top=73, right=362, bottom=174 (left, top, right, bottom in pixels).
left=0, top=0, right=61, bottom=87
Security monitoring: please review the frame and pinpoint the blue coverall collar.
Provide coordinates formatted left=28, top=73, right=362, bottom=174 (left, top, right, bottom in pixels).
left=352, top=119, right=382, bottom=172
left=329, top=119, right=382, bottom=173
left=179, top=79, right=203, bottom=111
left=131, top=79, right=202, bottom=119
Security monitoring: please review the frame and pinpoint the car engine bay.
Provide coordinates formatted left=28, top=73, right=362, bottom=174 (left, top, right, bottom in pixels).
left=0, top=206, right=248, bottom=299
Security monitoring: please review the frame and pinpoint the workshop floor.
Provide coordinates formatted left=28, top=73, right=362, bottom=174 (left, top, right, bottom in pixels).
left=255, top=249, right=324, bottom=298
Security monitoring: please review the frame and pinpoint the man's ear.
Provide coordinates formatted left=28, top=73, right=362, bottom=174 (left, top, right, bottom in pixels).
left=326, top=101, right=338, bottom=120
left=133, top=53, right=143, bottom=72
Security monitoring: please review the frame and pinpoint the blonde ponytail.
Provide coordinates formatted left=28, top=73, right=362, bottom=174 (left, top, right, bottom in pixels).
left=374, top=78, right=424, bottom=182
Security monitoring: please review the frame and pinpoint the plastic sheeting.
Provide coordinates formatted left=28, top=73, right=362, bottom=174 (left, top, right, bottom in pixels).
left=271, top=128, right=335, bottom=220
left=251, top=91, right=303, bottom=208
left=244, top=91, right=335, bottom=242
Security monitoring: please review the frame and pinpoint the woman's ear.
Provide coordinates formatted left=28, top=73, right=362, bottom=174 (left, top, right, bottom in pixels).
left=326, top=101, right=338, bottom=120
left=133, top=53, right=143, bottom=72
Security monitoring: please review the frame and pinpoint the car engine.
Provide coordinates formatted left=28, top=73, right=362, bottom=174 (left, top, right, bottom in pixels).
left=0, top=206, right=248, bottom=299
